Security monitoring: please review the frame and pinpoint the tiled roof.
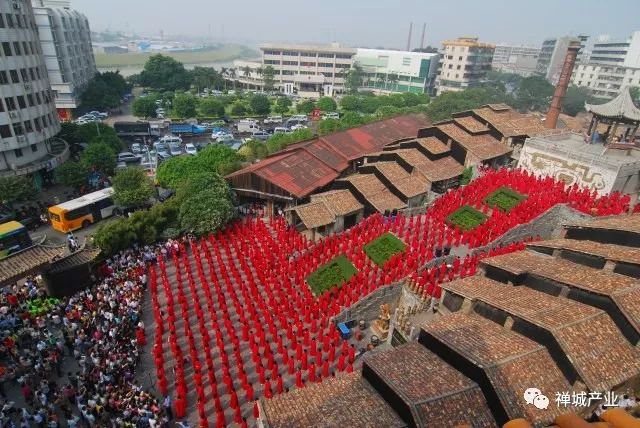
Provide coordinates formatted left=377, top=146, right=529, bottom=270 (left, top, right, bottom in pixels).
left=340, top=174, right=407, bottom=212
left=422, top=312, right=577, bottom=425
left=565, top=213, right=640, bottom=235
left=453, top=116, right=490, bottom=133
left=48, top=247, right=101, bottom=274
left=585, top=87, right=640, bottom=122
left=442, top=276, right=640, bottom=392
left=527, top=238, right=640, bottom=265
left=612, top=287, right=640, bottom=339
left=369, top=161, right=429, bottom=198
left=481, top=250, right=639, bottom=295
left=363, top=342, right=496, bottom=428
left=437, top=122, right=511, bottom=161
left=472, top=107, right=547, bottom=138
left=227, top=114, right=430, bottom=198
left=389, top=149, right=464, bottom=182
left=291, top=201, right=335, bottom=229
left=0, top=245, right=65, bottom=286
left=260, top=372, right=405, bottom=428
left=414, top=137, right=450, bottom=154
left=310, top=189, right=363, bottom=216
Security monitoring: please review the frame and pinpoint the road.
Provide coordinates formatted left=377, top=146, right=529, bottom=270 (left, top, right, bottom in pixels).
left=31, top=219, right=101, bottom=247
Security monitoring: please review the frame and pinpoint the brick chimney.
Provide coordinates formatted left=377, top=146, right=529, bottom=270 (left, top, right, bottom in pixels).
left=545, top=41, right=582, bottom=129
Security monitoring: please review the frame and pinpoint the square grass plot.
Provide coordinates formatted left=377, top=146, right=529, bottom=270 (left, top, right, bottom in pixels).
left=484, top=187, right=527, bottom=212
left=446, top=205, right=488, bottom=231
left=306, top=255, right=358, bottom=296
left=363, top=232, right=406, bottom=267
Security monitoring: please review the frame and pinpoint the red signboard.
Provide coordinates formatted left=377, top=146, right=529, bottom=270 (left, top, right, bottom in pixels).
left=311, top=108, right=321, bottom=121
left=57, top=108, right=70, bottom=122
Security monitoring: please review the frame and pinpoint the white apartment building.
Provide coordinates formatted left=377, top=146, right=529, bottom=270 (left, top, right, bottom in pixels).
left=571, top=32, right=640, bottom=100
left=435, top=37, right=495, bottom=95
left=536, top=35, right=588, bottom=84
left=234, top=43, right=355, bottom=98
left=32, top=0, right=96, bottom=118
left=491, top=44, right=540, bottom=77
left=353, top=48, right=439, bottom=95
left=0, top=0, right=65, bottom=179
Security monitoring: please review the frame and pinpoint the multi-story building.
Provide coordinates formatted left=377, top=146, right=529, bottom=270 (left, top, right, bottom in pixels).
left=353, top=48, right=439, bottom=95
left=435, top=37, right=495, bottom=95
left=32, top=0, right=96, bottom=119
left=234, top=43, right=356, bottom=98
left=0, top=0, right=65, bottom=179
left=571, top=32, right=640, bottom=100
left=536, top=35, right=588, bottom=84
left=491, top=44, right=540, bottom=77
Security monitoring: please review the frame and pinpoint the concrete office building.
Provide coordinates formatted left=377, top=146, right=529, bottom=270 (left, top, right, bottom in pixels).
left=435, top=37, right=495, bottom=95
left=571, top=32, right=640, bottom=100
left=32, top=0, right=96, bottom=119
left=353, top=48, right=440, bottom=95
left=491, top=44, right=540, bottom=77
left=0, top=0, right=65, bottom=180
left=536, top=35, right=588, bottom=84
left=244, top=42, right=356, bottom=98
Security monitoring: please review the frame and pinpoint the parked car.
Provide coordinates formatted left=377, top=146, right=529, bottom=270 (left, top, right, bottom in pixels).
left=263, top=116, right=283, bottom=124
left=273, top=127, right=291, bottom=134
left=290, top=114, right=308, bottom=121
left=89, top=110, right=108, bottom=119
left=210, top=119, right=226, bottom=127
left=154, top=143, right=171, bottom=160
left=117, top=152, right=140, bottom=164
left=251, top=131, right=270, bottom=141
left=322, top=112, right=340, bottom=120
left=290, top=124, right=308, bottom=131
left=211, top=129, right=232, bottom=139
left=185, top=143, right=197, bottom=155
left=169, top=143, right=183, bottom=156
left=216, top=134, right=235, bottom=143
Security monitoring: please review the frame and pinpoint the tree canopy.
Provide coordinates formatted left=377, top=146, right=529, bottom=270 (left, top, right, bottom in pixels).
left=172, top=92, right=198, bottom=118
left=0, top=176, right=35, bottom=206
left=112, top=167, right=155, bottom=208
left=296, top=100, right=315, bottom=114
left=316, top=97, right=337, bottom=112
left=89, top=133, right=124, bottom=154
left=55, top=161, right=87, bottom=190
left=80, top=71, right=130, bottom=111
left=250, top=94, right=271, bottom=115
left=80, top=142, right=117, bottom=175
left=190, top=66, right=224, bottom=92
left=199, top=98, right=225, bottom=117
left=273, top=96, right=292, bottom=114
left=262, top=66, right=275, bottom=92
left=132, top=96, right=158, bottom=118
left=512, top=76, right=554, bottom=112
left=562, top=85, right=595, bottom=117
left=179, top=188, right=234, bottom=236
left=344, top=64, right=364, bottom=94
left=139, top=54, right=192, bottom=91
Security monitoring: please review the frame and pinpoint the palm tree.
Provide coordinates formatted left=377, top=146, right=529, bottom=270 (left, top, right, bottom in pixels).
left=387, top=73, right=399, bottom=91
left=256, top=67, right=263, bottom=77
left=242, top=66, right=251, bottom=78
left=229, top=68, right=237, bottom=90
left=221, top=67, right=229, bottom=90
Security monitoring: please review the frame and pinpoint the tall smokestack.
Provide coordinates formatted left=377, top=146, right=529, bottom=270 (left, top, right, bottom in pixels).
left=406, top=22, right=413, bottom=51
left=545, top=40, right=581, bottom=129
left=420, top=23, right=426, bottom=49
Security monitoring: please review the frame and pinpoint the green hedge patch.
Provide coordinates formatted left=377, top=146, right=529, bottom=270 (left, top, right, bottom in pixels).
left=484, top=187, right=527, bottom=212
left=446, top=205, right=488, bottom=231
left=306, top=255, right=358, bottom=296
left=364, top=232, right=406, bottom=267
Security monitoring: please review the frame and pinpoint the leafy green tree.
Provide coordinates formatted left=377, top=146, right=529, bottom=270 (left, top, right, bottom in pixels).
left=190, top=66, right=224, bottom=92
left=238, top=139, right=268, bottom=161
left=513, top=76, right=554, bottom=112
left=197, top=144, right=242, bottom=175
left=93, top=219, right=137, bottom=254
left=112, top=167, right=155, bottom=208
left=562, top=86, right=595, bottom=117
left=80, top=142, right=116, bottom=174
left=179, top=188, right=234, bottom=236
left=262, top=65, right=276, bottom=92
left=317, top=119, right=342, bottom=135
left=172, top=92, right=197, bottom=118
left=132, top=96, right=158, bottom=118
left=55, top=161, right=87, bottom=189
left=340, top=95, right=361, bottom=111
left=139, top=54, right=192, bottom=91
left=360, top=97, right=381, bottom=114
left=199, top=98, right=225, bottom=117
left=344, top=64, right=364, bottom=94
left=339, top=111, right=366, bottom=128
left=80, top=71, right=129, bottom=110
left=230, top=101, right=247, bottom=116
left=424, top=88, right=509, bottom=122
left=0, top=176, right=35, bottom=206
left=375, top=105, right=401, bottom=118
left=296, top=99, right=315, bottom=114
left=400, top=92, right=429, bottom=107
left=274, top=97, right=292, bottom=114
left=76, top=123, right=118, bottom=144
left=156, top=156, right=197, bottom=189
left=250, top=94, right=271, bottom=115
left=56, top=122, right=82, bottom=146
left=89, top=134, right=124, bottom=154
left=175, top=171, right=233, bottom=203
left=316, top=97, right=337, bottom=111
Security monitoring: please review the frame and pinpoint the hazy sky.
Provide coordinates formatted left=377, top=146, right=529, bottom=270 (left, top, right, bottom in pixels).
left=73, top=0, right=639, bottom=49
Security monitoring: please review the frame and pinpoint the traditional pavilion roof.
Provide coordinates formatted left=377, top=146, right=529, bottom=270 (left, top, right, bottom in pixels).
left=585, top=87, right=640, bottom=122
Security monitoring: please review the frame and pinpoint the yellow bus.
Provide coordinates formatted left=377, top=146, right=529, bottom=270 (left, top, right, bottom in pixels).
left=48, top=188, right=116, bottom=232
left=0, top=221, right=33, bottom=259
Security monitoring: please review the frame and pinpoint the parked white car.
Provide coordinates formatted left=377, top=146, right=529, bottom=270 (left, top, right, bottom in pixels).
left=216, top=134, right=235, bottom=143
left=185, top=143, right=197, bottom=155
left=263, top=116, right=283, bottom=124
left=322, top=112, right=340, bottom=120
left=290, top=124, right=308, bottom=131
left=273, top=127, right=291, bottom=134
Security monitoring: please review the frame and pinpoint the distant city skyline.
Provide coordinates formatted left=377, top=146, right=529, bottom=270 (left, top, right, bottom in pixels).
left=73, top=0, right=639, bottom=49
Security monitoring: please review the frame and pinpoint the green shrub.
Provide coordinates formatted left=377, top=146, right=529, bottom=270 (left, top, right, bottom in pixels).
left=446, top=205, right=488, bottom=231
left=483, top=187, right=527, bottom=212
left=363, top=232, right=406, bottom=267
left=306, top=255, right=358, bottom=296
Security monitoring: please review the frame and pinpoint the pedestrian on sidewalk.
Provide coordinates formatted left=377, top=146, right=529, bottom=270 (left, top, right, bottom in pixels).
left=163, top=394, right=172, bottom=420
